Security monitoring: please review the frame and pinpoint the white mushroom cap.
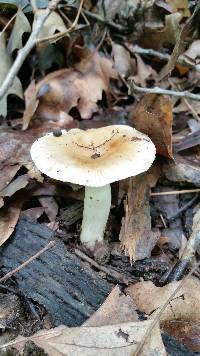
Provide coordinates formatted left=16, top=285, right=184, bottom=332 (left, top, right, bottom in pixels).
left=30, top=125, right=156, bottom=187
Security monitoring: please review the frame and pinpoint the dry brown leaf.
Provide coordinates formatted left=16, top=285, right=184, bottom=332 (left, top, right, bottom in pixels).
left=85, top=286, right=138, bottom=326
left=173, top=99, right=200, bottom=115
left=37, top=11, right=67, bottom=41
left=119, top=172, right=160, bottom=262
left=126, top=276, right=200, bottom=352
left=0, top=174, right=29, bottom=198
left=112, top=43, right=135, bottom=77
left=0, top=202, right=21, bottom=246
left=133, top=54, right=157, bottom=87
left=38, top=196, right=58, bottom=222
left=126, top=276, right=200, bottom=321
left=2, top=320, right=166, bottom=355
left=163, top=153, right=200, bottom=186
left=33, top=49, right=118, bottom=121
left=141, top=13, right=182, bottom=50
left=157, top=0, right=190, bottom=17
left=0, top=123, right=69, bottom=206
left=22, top=81, right=39, bottom=130
left=183, top=39, right=200, bottom=61
left=7, top=7, right=31, bottom=54
left=129, top=93, right=173, bottom=158
left=164, top=320, right=200, bottom=352
left=158, top=4, right=200, bottom=80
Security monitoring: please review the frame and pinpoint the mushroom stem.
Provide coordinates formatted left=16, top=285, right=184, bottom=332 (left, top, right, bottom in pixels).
left=80, top=184, right=111, bottom=249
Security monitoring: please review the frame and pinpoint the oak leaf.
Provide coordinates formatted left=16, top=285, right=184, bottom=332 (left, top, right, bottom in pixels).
left=129, top=93, right=173, bottom=159
left=24, top=49, right=118, bottom=124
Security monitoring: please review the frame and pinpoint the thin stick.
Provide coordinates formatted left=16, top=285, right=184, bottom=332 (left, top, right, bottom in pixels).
left=168, top=78, right=200, bottom=122
left=37, top=0, right=84, bottom=44
left=0, top=4, right=28, bottom=38
left=81, top=8, right=125, bottom=31
left=0, top=240, right=56, bottom=283
left=133, top=259, right=200, bottom=356
left=129, top=81, right=200, bottom=101
left=151, top=188, right=200, bottom=196
left=126, top=44, right=200, bottom=74
left=0, top=0, right=61, bottom=101
left=74, top=248, right=132, bottom=285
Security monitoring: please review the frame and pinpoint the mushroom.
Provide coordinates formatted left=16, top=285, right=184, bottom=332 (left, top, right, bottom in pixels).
left=30, top=125, right=156, bottom=249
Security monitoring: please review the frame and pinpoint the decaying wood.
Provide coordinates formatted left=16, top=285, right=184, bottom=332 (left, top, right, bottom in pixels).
left=0, top=218, right=111, bottom=326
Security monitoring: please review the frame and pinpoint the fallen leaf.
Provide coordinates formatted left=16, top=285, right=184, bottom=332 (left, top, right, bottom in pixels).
left=97, top=0, right=123, bottom=20
left=85, top=286, right=138, bottom=326
left=126, top=276, right=200, bottom=352
left=132, top=54, right=157, bottom=87
left=129, top=94, right=173, bottom=158
left=173, top=128, right=200, bottom=152
left=21, top=207, right=45, bottom=220
left=2, top=320, right=166, bottom=355
left=119, top=172, right=160, bottom=262
left=112, top=43, right=135, bottom=77
left=7, top=6, right=31, bottom=54
left=164, top=320, right=200, bottom=352
left=0, top=201, right=21, bottom=246
left=173, top=99, right=200, bottom=115
left=183, top=39, right=200, bottom=61
left=0, top=33, right=23, bottom=117
left=22, top=81, right=39, bottom=130
left=0, top=124, right=70, bottom=205
left=37, top=11, right=67, bottom=42
left=159, top=228, right=185, bottom=251
left=141, top=13, right=182, bottom=50
left=157, top=0, right=190, bottom=17
left=38, top=196, right=58, bottom=221
left=0, top=174, right=29, bottom=198
left=158, top=4, right=200, bottom=80
left=126, top=276, right=200, bottom=321
left=163, top=153, right=200, bottom=186
left=33, top=49, right=118, bottom=121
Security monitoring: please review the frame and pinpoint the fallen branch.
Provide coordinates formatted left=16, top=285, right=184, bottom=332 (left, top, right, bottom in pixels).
left=74, top=248, right=133, bottom=285
left=0, top=0, right=61, bottom=101
left=129, top=81, right=200, bottom=101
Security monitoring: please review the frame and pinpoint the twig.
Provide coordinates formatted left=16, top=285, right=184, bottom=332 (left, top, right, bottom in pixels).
left=151, top=188, right=200, bottom=196
left=81, top=8, right=126, bottom=32
left=125, top=44, right=200, bottom=73
left=133, top=258, right=200, bottom=356
left=129, top=81, right=200, bottom=101
left=37, top=0, right=84, bottom=44
left=74, top=248, right=132, bottom=285
left=168, top=78, right=200, bottom=122
left=168, top=193, right=198, bottom=221
left=0, top=240, right=56, bottom=283
left=0, top=0, right=61, bottom=101
left=0, top=4, right=28, bottom=38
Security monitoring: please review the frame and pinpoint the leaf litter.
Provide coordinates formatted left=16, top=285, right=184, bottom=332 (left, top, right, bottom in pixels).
left=1, top=1, right=200, bottom=355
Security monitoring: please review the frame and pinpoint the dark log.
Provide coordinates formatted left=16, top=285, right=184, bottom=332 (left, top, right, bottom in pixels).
left=0, top=219, right=111, bottom=327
